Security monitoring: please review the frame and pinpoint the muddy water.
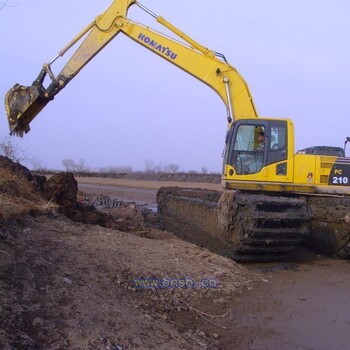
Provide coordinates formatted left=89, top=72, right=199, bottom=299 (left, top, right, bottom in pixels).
left=232, top=256, right=350, bottom=350
left=78, top=183, right=158, bottom=209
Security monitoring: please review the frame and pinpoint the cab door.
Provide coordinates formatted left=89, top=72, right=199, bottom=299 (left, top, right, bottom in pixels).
left=265, top=120, right=290, bottom=181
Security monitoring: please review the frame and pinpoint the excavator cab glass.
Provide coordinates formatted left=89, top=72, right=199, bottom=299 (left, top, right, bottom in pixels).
left=226, top=120, right=288, bottom=175
left=266, top=122, right=288, bottom=165
left=230, top=124, right=266, bottom=175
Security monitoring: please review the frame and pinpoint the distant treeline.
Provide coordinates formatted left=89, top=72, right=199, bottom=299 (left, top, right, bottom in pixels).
left=33, top=170, right=221, bottom=184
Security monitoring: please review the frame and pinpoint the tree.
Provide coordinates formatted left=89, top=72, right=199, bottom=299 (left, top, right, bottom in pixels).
left=0, top=137, right=29, bottom=163
left=75, top=158, right=86, bottom=172
left=145, top=159, right=155, bottom=172
left=29, top=157, right=47, bottom=171
left=62, top=159, right=76, bottom=172
left=164, top=163, right=180, bottom=173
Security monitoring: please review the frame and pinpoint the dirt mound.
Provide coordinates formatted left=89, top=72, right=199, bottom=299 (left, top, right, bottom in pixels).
left=43, top=172, right=78, bottom=207
left=0, top=158, right=46, bottom=224
left=0, top=161, right=253, bottom=348
left=0, top=158, right=154, bottom=233
left=41, top=173, right=109, bottom=226
left=0, top=163, right=135, bottom=237
left=0, top=155, right=33, bottom=181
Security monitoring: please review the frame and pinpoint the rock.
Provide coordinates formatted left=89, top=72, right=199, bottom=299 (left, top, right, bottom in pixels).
left=63, top=277, right=73, bottom=285
left=32, top=317, right=44, bottom=328
left=345, top=213, right=350, bottom=224
left=197, top=330, right=206, bottom=338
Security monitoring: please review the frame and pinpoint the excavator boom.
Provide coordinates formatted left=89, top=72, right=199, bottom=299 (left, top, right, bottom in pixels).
left=4, top=0, right=257, bottom=137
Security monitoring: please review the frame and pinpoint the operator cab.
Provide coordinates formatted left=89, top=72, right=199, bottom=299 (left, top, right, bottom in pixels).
left=224, top=119, right=288, bottom=175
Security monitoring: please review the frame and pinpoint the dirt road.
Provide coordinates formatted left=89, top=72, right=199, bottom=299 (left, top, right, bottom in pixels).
left=77, top=177, right=350, bottom=350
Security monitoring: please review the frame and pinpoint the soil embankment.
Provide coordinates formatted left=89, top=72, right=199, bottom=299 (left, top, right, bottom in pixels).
left=0, top=158, right=252, bottom=349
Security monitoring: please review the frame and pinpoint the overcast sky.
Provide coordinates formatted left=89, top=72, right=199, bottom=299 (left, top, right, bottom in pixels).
left=1, top=0, right=349, bottom=171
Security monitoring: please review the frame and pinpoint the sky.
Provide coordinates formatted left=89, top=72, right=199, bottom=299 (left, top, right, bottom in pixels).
left=1, top=0, right=350, bottom=172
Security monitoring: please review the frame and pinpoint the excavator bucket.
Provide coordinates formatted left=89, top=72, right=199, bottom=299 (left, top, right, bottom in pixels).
left=4, top=84, right=49, bottom=137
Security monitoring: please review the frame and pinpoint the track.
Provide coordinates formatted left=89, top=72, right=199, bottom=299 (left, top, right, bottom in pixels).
left=221, top=193, right=310, bottom=262
left=77, top=180, right=350, bottom=261
left=157, top=188, right=311, bottom=262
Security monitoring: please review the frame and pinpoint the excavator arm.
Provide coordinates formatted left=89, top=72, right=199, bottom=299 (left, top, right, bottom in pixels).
left=5, top=0, right=257, bottom=136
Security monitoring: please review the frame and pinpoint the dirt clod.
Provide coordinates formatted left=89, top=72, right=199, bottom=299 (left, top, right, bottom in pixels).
left=43, top=172, right=78, bottom=207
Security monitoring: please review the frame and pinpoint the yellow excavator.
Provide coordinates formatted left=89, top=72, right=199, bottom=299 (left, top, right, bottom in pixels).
left=4, top=0, right=350, bottom=261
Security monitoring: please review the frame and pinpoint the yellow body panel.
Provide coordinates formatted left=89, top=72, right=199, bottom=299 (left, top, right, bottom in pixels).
left=293, top=154, right=337, bottom=186
left=224, top=152, right=350, bottom=194
left=293, top=154, right=317, bottom=185
left=222, top=117, right=349, bottom=195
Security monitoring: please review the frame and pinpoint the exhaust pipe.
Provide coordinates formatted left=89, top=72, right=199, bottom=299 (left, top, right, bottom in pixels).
left=344, top=137, right=350, bottom=155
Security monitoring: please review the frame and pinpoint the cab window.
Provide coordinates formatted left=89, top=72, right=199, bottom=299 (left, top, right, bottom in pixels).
left=266, top=121, right=288, bottom=166
left=231, top=124, right=266, bottom=175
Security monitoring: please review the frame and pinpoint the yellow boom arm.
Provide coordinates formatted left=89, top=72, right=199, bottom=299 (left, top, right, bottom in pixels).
left=5, top=0, right=258, bottom=136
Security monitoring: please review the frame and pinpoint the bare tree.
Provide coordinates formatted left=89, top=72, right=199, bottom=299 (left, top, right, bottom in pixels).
left=75, top=158, right=86, bottom=172
left=62, top=159, right=76, bottom=172
left=29, top=157, right=48, bottom=171
left=164, top=163, right=180, bottom=173
left=154, top=162, right=164, bottom=173
left=145, top=159, right=155, bottom=172
left=0, top=137, right=29, bottom=163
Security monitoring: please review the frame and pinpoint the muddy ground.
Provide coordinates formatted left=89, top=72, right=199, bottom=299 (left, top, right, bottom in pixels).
left=79, top=177, right=350, bottom=349
left=1, top=165, right=350, bottom=349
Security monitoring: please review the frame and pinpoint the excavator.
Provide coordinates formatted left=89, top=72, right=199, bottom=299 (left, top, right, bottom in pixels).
left=4, top=0, right=350, bottom=261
